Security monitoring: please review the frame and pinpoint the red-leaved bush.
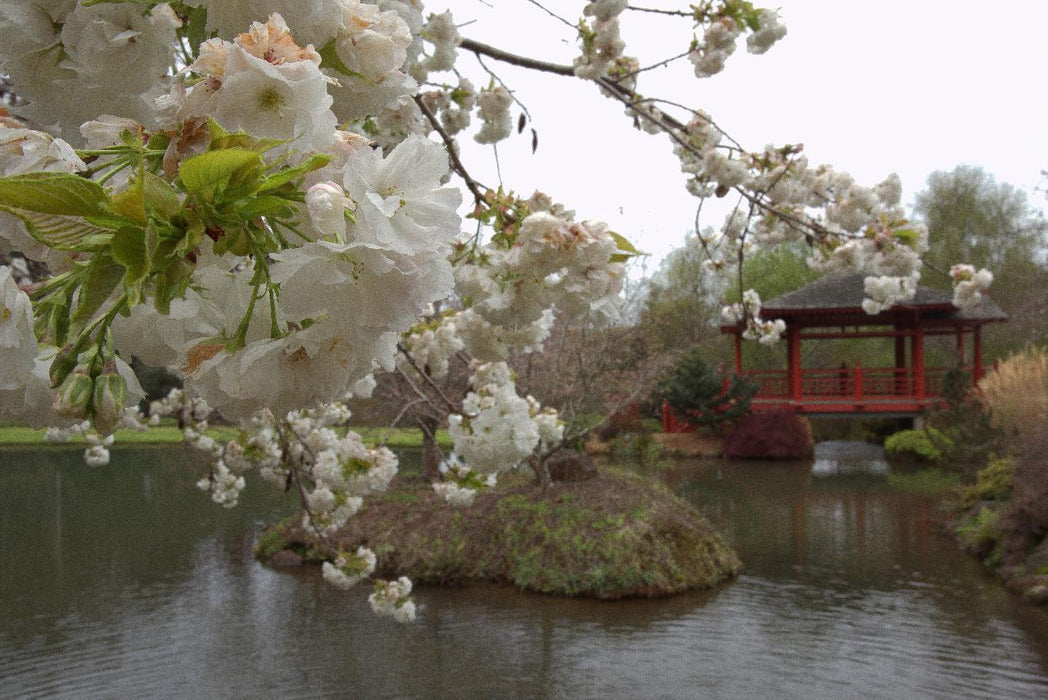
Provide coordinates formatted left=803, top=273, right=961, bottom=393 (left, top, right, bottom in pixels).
left=723, top=411, right=814, bottom=459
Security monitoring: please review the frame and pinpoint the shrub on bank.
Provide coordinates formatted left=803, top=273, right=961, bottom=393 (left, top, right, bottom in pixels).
left=723, top=411, right=813, bottom=459
left=885, top=427, right=953, bottom=463
left=960, top=456, right=1015, bottom=508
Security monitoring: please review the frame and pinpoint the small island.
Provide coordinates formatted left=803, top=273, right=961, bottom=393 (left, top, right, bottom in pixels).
left=257, top=466, right=741, bottom=599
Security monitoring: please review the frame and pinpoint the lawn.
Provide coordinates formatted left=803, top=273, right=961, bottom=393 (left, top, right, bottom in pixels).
left=0, top=423, right=451, bottom=450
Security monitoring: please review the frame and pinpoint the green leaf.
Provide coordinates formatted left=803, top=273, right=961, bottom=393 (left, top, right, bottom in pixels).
left=0, top=173, right=110, bottom=217
left=609, top=231, right=642, bottom=258
left=46, top=291, right=72, bottom=347
left=257, top=153, right=333, bottom=192
left=153, top=254, right=193, bottom=315
left=893, top=228, right=921, bottom=250
left=111, top=222, right=158, bottom=296
left=142, top=171, right=182, bottom=219
left=207, top=119, right=287, bottom=154
left=179, top=148, right=264, bottom=201
left=4, top=210, right=112, bottom=249
left=237, top=195, right=296, bottom=220
left=111, top=177, right=146, bottom=224
left=72, top=257, right=123, bottom=327
left=317, top=39, right=370, bottom=82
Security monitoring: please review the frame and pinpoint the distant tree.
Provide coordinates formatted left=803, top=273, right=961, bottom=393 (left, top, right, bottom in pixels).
left=639, top=232, right=724, bottom=353
left=734, top=242, right=821, bottom=303
left=914, top=166, right=1048, bottom=355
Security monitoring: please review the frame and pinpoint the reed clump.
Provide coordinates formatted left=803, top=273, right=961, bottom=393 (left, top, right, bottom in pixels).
left=978, top=347, right=1048, bottom=453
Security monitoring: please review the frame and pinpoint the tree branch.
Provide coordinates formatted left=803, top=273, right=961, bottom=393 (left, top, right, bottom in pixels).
left=459, top=38, right=576, bottom=77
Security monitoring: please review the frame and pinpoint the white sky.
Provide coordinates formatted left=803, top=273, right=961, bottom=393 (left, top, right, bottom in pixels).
left=440, top=0, right=1048, bottom=266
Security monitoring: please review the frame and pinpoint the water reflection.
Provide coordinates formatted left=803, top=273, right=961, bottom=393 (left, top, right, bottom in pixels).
left=812, top=440, right=889, bottom=476
left=2, top=446, right=1048, bottom=698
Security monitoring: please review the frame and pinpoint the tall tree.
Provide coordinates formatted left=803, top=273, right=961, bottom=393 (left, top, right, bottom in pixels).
left=914, top=166, right=1048, bottom=354
left=915, top=165, right=1047, bottom=277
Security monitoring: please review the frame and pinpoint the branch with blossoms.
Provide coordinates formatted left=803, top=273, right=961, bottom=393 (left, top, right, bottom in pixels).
left=448, top=2, right=993, bottom=336
left=0, top=1, right=995, bottom=617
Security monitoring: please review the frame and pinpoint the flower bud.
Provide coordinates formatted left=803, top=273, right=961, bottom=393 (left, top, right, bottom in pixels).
left=306, top=181, right=351, bottom=241
left=92, top=373, right=128, bottom=436
left=53, top=373, right=94, bottom=420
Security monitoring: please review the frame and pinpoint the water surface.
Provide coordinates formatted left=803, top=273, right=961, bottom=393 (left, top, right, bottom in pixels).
left=2, top=445, right=1047, bottom=698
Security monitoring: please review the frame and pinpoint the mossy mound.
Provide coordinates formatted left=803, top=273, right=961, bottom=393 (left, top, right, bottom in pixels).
left=258, top=467, right=741, bottom=599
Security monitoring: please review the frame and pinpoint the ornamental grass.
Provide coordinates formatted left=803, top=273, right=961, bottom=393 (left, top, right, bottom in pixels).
left=978, top=347, right=1048, bottom=453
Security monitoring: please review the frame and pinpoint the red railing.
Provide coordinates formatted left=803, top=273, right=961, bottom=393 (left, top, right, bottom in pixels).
left=663, top=365, right=970, bottom=430
left=742, top=365, right=966, bottom=413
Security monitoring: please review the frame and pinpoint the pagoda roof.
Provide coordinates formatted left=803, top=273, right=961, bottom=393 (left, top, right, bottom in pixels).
left=759, top=273, right=1007, bottom=323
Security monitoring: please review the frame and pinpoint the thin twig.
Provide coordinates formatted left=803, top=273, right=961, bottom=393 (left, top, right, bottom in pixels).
left=523, top=0, right=577, bottom=29
left=382, top=397, right=427, bottom=448
left=396, top=346, right=462, bottom=413
left=413, top=94, right=487, bottom=204
left=627, top=5, right=694, bottom=17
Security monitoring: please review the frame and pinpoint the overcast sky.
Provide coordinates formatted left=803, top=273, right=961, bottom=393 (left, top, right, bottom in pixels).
left=440, top=0, right=1048, bottom=266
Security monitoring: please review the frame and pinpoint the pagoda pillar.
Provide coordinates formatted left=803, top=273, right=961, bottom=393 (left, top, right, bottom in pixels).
left=973, top=325, right=984, bottom=384
left=912, top=326, right=926, bottom=400
left=733, top=330, right=742, bottom=375
left=894, top=331, right=907, bottom=395
left=787, top=324, right=802, bottom=402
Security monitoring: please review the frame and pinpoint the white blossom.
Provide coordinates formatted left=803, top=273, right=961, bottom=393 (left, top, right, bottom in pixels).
left=0, top=265, right=38, bottom=391
left=178, top=14, right=337, bottom=160
left=474, top=86, right=513, bottom=145
left=950, top=264, right=994, bottom=310
left=746, top=10, right=787, bottom=55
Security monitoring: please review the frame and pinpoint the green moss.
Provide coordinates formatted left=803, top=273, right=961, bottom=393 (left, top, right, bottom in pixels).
left=957, top=505, right=1002, bottom=553
left=258, top=468, right=741, bottom=599
left=887, top=468, right=962, bottom=497
left=885, top=427, right=953, bottom=462
left=254, top=517, right=299, bottom=560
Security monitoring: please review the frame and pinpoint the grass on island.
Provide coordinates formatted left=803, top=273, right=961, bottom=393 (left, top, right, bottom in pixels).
left=0, top=422, right=451, bottom=450
left=257, top=465, right=742, bottom=599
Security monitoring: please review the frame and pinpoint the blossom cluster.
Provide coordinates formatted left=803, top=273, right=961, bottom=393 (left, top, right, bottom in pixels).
left=950, top=264, right=994, bottom=310
left=322, top=546, right=378, bottom=590
left=454, top=206, right=625, bottom=357
left=721, top=289, right=786, bottom=345
left=369, top=576, right=416, bottom=624
left=672, top=114, right=932, bottom=320
left=684, top=8, right=786, bottom=78
left=573, top=1, right=628, bottom=80
left=447, top=361, right=559, bottom=475
left=432, top=454, right=497, bottom=507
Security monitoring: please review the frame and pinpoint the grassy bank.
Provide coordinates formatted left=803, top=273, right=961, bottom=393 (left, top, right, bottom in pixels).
left=950, top=454, right=1048, bottom=604
left=0, top=424, right=451, bottom=450
left=257, top=466, right=741, bottom=599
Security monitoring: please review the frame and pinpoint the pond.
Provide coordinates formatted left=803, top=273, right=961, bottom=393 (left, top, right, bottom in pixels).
left=2, top=444, right=1048, bottom=698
